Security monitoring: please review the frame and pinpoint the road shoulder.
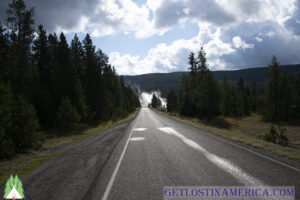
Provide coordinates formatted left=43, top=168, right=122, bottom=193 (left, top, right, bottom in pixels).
left=152, top=109, right=300, bottom=169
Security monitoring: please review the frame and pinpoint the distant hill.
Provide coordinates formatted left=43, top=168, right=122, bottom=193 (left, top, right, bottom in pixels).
left=123, top=64, right=300, bottom=97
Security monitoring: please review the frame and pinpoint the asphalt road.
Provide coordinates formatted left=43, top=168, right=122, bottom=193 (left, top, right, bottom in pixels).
left=24, top=107, right=300, bottom=200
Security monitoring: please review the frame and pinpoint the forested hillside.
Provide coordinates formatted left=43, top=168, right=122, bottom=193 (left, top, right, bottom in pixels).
left=124, top=64, right=300, bottom=97
left=0, top=0, right=140, bottom=159
left=164, top=47, right=300, bottom=136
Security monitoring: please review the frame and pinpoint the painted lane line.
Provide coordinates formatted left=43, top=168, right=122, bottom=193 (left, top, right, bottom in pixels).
left=158, top=127, right=264, bottom=186
left=101, top=115, right=139, bottom=200
left=130, top=137, right=145, bottom=141
left=133, top=128, right=148, bottom=131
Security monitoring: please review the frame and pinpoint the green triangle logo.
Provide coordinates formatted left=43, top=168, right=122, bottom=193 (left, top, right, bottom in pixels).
left=3, top=175, right=25, bottom=199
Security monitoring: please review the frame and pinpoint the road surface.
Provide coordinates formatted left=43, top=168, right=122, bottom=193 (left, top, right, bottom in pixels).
left=24, top=107, right=300, bottom=199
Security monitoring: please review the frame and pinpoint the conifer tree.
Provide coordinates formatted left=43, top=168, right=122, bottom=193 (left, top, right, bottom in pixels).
left=151, top=93, right=162, bottom=108
left=167, top=91, right=178, bottom=112
left=264, top=55, right=281, bottom=120
left=197, top=47, right=208, bottom=72
left=6, top=0, right=36, bottom=100
left=33, top=25, right=55, bottom=127
left=221, top=77, right=232, bottom=116
left=56, top=97, right=80, bottom=135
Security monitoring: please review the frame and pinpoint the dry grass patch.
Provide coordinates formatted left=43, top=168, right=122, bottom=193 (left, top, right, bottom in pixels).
left=0, top=152, right=62, bottom=187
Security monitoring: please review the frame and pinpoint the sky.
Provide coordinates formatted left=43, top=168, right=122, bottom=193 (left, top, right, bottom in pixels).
left=0, top=0, right=300, bottom=75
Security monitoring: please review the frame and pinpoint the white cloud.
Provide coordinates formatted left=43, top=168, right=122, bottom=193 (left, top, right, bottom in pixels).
left=55, top=16, right=89, bottom=34
left=17, top=0, right=298, bottom=40
left=266, top=31, right=276, bottom=37
left=52, top=0, right=168, bottom=38
left=104, top=0, right=299, bottom=74
left=215, top=0, right=297, bottom=25
left=232, top=36, right=254, bottom=49
left=110, top=28, right=236, bottom=75
left=205, top=29, right=235, bottom=56
left=4, top=0, right=297, bottom=40
left=146, top=0, right=164, bottom=12
left=88, top=0, right=164, bottom=38
left=255, top=37, right=263, bottom=42
left=109, top=52, right=161, bottom=75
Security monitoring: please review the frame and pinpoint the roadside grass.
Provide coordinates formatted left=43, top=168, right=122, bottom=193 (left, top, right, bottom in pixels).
left=0, top=109, right=140, bottom=187
left=43, top=109, right=139, bottom=150
left=0, top=152, right=62, bottom=187
left=157, top=110, right=300, bottom=162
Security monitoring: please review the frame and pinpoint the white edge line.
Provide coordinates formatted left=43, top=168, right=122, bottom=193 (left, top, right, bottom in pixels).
left=154, top=110, right=300, bottom=173
left=101, top=115, right=139, bottom=200
left=207, top=133, right=300, bottom=172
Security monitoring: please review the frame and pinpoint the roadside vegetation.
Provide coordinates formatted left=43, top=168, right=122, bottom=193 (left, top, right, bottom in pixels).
left=0, top=109, right=139, bottom=188
left=165, top=48, right=300, bottom=124
left=0, top=0, right=140, bottom=160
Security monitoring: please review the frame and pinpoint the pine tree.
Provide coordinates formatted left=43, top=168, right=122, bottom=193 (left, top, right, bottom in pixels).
left=196, top=47, right=208, bottom=72
left=9, top=95, right=40, bottom=153
left=151, top=93, right=162, bottom=108
left=236, top=78, right=245, bottom=116
left=244, top=84, right=251, bottom=115
left=200, top=71, right=220, bottom=120
left=83, top=33, right=103, bottom=120
left=0, top=23, right=11, bottom=83
left=0, top=83, right=14, bottom=159
left=72, top=77, right=88, bottom=122
left=181, top=47, right=220, bottom=120
left=180, top=93, right=193, bottom=116
left=55, top=33, right=74, bottom=99
left=278, top=75, right=292, bottom=121
left=71, top=34, right=85, bottom=81
left=250, top=81, right=258, bottom=112
left=167, top=91, right=178, bottom=112
left=33, top=25, right=55, bottom=127
left=188, top=52, right=196, bottom=75
left=69, top=35, right=89, bottom=122
left=221, top=76, right=232, bottom=116
left=231, top=86, right=238, bottom=115
left=56, top=97, right=81, bottom=135
left=264, top=55, right=281, bottom=121
left=6, top=0, right=36, bottom=101
left=291, top=73, right=300, bottom=119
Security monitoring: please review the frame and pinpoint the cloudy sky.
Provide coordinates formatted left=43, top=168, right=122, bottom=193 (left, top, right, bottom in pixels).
left=1, top=0, right=300, bottom=75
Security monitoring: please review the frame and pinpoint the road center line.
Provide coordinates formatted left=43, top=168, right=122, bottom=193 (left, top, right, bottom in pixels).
left=130, top=137, right=145, bottom=141
left=158, top=127, right=264, bottom=186
left=101, top=114, right=139, bottom=200
left=133, top=128, right=148, bottom=131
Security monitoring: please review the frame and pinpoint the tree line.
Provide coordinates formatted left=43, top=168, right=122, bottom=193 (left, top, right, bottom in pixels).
left=166, top=47, right=300, bottom=123
left=0, top=0, right=140, bottom=159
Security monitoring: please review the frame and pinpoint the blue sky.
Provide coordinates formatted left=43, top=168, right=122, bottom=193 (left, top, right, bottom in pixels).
left=1, top=0, right=300, bottom=75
